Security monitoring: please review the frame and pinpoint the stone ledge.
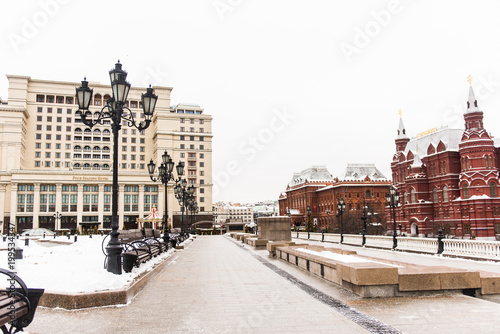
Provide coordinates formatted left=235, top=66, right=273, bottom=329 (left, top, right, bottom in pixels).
left=38, top=246, right=184, bottom=309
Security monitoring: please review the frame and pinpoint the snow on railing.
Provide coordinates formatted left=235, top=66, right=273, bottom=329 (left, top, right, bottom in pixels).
left=364, top=235, right=393, bottom=249
left=396, top=237, right=438, bottom=254
left=289, top=231, right=500, bottom=260
left=308, top=232, right=323, bottom=241
left=297, top=231, right=308, bottom=240
left=442, top=239, right=500, bottom=259
left=323, top=233, right=341, bottom=244
left=342, top=234, right=363, bottom=246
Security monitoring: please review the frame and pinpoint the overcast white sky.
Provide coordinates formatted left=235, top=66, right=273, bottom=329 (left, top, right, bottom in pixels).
left=1, top=0, right=500, bottom=204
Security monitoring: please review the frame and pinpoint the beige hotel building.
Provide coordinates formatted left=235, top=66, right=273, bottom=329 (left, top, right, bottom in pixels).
left=0, top=74, right=213, bottom=233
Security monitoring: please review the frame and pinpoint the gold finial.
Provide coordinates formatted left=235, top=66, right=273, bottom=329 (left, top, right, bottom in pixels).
left=467, top=75, right=472, bottom=86
left=398, top=109, right=402, bottom=118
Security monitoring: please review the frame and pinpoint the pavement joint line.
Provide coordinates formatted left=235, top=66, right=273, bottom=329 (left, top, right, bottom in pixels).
left=226, top=236, right=402, bottom=334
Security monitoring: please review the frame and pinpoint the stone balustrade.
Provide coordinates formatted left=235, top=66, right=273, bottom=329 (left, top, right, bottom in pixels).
left=396, top=237, right=438, bottom=254
left=308, top=232, right=323, bottom=241
left=291, top=231, right=500, bottom=261
left=342, top=235, right=363, bottom=246
left=363, top=235, right=393, bottom=249
left=443, top=239, right=500, bottom=260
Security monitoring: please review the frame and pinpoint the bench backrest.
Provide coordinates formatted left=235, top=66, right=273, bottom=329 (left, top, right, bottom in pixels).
left=144, top=228, right=154, bottom=238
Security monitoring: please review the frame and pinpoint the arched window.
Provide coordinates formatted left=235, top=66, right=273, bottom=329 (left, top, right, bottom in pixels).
left=93, top=163, right=100, bottom=169
left=403, top=192, right=407, bottom=204
left=74, top=128, right=82, bottom=134
left=103, top=164, right=110, bottom=170
left=83, top=163, right=91, bottom=169
left=93, top=146, right=100, bottom=152
left=103, top=146, right=110, bottom=152
left=443, top=186, right=448, bottom=202
left=84, top=146, right=91, bottom=152
left=490, top=182, right=497, bottom=198
left=73, top=163, right=81, bottom=169
left=74, top=145, right=81, bottom=151
left=366, top=190, right=371, bottom=198
left=410, top=188, right=416, bottom=203
left=103, top=129, right=110, bottom=135
left=84, top=128, right=91, bottom=134
left=93, top=129, right=101, bottom=135
left=433, top=188, right=438, bottom=203
left=463, top=184, right=469, bottom=199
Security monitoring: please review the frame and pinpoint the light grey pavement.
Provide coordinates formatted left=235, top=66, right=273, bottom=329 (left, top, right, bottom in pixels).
left=26, top=235, right=500, bottom=334
left=27, top=236, right=372, bottom=334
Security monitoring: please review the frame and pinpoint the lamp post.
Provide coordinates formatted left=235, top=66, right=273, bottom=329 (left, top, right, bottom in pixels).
left=361, top=199, right=367, bottom=246
left=76, top=61, right=158, bottom=275
left=147, top=151, right=184, bottom=235
left=174, top=180, right=195, bottom=235
left=385, top=185, right=400, bottom=250
left=337, top=198, right=346, bottom=244
left=326, top=208, right=330, bottom=233
left=53, top=211, right=62, bottom=231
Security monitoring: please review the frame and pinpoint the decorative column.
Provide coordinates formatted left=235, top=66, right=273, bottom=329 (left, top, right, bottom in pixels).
left=32, top=183, right=40, bottom=229
left=77, top=184, right=84, bottom=230
left=98, top=184, right=105, bottom=229
left=0, top=184, right=6, bottom=233
left=139, top=184, right=145, bottom=218
left=10, top=183, right=18, bottom=232
left=55, top=184, right=63, bottom=230
left=118, top=184, right=125, bottom=229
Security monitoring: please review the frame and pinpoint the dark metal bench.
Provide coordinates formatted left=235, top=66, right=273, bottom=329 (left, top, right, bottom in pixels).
left=0, top=269, right=44, bottom=334
left=102, top=229, right=170, bottom=273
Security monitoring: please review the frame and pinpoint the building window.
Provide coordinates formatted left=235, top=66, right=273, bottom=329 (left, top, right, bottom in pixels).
left=463, top=223, right=470, bottom=234
left=433, top=188, right=438, bottom=203
left=443, top=186, right=448, bottom=202
left=490, top=182, right=497, bottom=198
left=463, top=184, right=469, bottom=199
left=180, top=136, right=185, bottom=141
left=410, top=188, right=416, bottom=204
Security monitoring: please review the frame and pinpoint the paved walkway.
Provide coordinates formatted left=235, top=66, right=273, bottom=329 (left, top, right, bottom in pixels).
left=27, top=235, right=500, bottom=333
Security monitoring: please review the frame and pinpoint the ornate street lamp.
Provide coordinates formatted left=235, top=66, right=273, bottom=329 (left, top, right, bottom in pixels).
left=76, top=61, right=158, bottom=275
left=148, top=151, right=183, bottom=235
left=53, top=211, right=62, bottom=231
left=385, top=185, right=400, bottom=250
left=337, top=198, right=346, bottom=243
left=326, top=208, right=330, bottom=232
left=361, top=199, right=368, bottom=246
left=174, top=180, right=195, bottom=235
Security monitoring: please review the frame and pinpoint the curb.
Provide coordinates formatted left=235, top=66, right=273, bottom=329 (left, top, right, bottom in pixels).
left=38, top=238, right=194, bottom=310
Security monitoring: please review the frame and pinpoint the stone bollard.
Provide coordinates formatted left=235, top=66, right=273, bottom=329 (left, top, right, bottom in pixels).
left=2, top=235, right=6, bottom=242
left=89, top=233, right=92, bottom=239
left=54, top=233, right=56, bottom=239
left=74, top=235, right=78, bottom=242
left=101, top=231, right=104, bottom=236
left=43, top=233, right=46, bottom=239
left=25, top=238, right=29, bottom=246
left=437, top=229, right=444, bottom=254
left=67, top=233, right=70, bottom=240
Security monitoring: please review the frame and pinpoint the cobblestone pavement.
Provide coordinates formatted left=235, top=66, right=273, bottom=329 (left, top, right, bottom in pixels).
left=27, top=235, right=500, bottom=333
left=28, top=236, right=375, bottom=334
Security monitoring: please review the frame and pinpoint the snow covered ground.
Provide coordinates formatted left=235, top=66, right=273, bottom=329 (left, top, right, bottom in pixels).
left=0, top=235, right=178, bottom=293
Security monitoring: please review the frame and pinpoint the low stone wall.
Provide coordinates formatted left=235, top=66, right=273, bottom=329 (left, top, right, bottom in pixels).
left=276, top=244, right=499, bottom=298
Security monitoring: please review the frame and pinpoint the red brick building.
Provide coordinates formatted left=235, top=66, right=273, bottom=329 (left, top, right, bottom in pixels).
left=279, top=165, right=390, bottom=233
left=390, top=84, right=500, bottom=240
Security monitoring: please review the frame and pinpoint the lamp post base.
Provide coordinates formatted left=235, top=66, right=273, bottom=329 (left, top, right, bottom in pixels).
left=106, top=243, right=123, bottom=275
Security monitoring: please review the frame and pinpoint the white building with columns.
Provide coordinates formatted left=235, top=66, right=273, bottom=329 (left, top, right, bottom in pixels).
left=0, top=74, right=213, bottom=233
